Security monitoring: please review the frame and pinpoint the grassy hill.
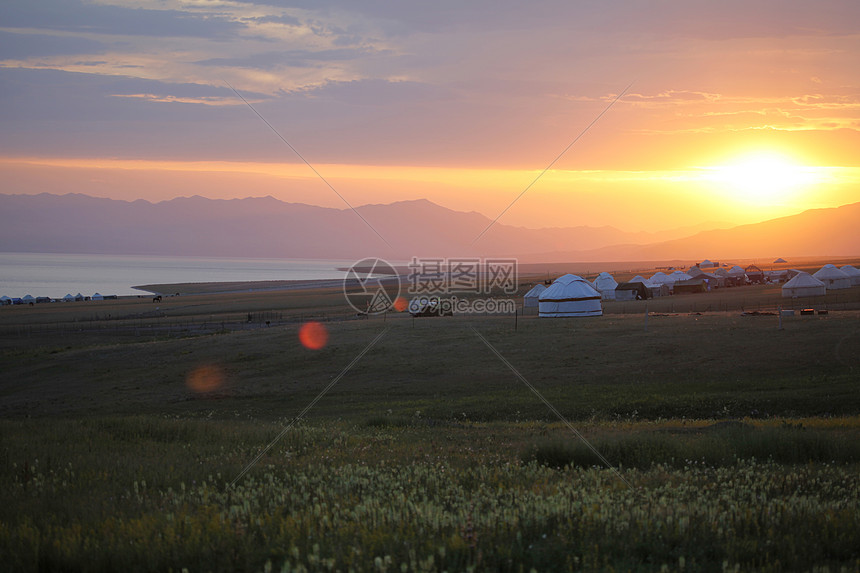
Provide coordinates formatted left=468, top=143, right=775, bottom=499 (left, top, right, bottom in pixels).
left=1, top=284, right=859, bottom=571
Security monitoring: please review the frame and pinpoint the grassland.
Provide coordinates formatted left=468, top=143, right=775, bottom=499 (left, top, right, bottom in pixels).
left=1, top=279, right=859, bottom=571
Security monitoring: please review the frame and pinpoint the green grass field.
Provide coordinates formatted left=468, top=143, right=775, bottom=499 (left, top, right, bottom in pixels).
left=1, top=282, right=859, bottom=571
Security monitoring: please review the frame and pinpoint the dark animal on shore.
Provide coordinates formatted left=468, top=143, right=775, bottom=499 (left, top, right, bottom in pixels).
left=153, top=296, right=162, bottom=302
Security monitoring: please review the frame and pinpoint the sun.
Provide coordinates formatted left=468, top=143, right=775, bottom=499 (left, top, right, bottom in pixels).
left=702, top=151, right=821, bottom=205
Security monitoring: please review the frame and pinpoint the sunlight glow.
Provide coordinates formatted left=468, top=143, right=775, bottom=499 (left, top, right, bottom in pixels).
left=3, top=155, right=856, bottom=231
left=701, top=152, right=824, bottom=205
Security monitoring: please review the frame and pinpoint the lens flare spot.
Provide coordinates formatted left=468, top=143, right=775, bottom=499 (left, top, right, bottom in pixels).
left=299, top=321, right=329, bottom=350
left=186, top=365, right=225, bottom=394
left=393, top=296, right=408, bottom=312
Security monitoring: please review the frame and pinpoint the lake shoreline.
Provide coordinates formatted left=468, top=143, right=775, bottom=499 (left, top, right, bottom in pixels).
left=132, top=278, right=349, bottom=296
left=0, top=252, right=356, bottom=299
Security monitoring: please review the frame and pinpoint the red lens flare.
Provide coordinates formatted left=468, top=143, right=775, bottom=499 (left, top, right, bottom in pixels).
left=299, top=321, right=329, bottom=350
left=186, top=365, right=225, bottom=394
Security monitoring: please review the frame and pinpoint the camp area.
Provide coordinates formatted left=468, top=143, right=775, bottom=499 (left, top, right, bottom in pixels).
left=2, top=255, right=860, bottom=572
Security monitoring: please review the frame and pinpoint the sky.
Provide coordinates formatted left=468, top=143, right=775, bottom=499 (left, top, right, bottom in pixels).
left=1, top=0, right=859, bottom=233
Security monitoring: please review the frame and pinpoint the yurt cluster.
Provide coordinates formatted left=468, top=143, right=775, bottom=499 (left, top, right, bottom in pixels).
left=523, top=259, right=860, bottom=318
left=781, top=264, right=860, bottom=297
left=0, top=293, right=118, bottom=306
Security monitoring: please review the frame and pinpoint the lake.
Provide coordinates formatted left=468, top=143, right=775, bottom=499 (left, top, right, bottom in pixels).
left=0, top=253, right=357, bottom=298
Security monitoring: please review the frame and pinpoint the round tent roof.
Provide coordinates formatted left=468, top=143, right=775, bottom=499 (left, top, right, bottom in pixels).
left=523, top=283, right=547, bottom=297
left=523, top=283, right=547, bottom=307
left=541, top=273, right=593, bottom=289
left=782, top=272, right=826, bottom=297
left=592, top=273, right=618, bottom=300
left=539, top=274, right=602, bottom=317
left=669, top=270, right=693, bottom=281
left=813, top=264, right=852, bottom=289
left=728, top=265, right=746, bottom=276
left=813, top=264, right=851, bottom=280
left=593, top=273, right=618, bottom=291
left=774, top=258, right=787, bottom=263
left=649, top=271, right=672, bottom=285
left=840, top=265, right=860, bottom=285
left=629, top=275, right=655, bottom=286
left=783, top=272, right=824, bottom=288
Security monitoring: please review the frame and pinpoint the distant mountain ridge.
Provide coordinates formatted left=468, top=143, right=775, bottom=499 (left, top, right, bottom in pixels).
left=1, top=193, right=857, bottom=261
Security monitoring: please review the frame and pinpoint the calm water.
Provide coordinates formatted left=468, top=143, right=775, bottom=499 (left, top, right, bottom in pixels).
left=0, top=253, right=355, bottom=298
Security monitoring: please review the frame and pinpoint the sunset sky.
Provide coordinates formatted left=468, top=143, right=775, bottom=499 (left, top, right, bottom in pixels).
left=2, top=0, right=859, bottom=232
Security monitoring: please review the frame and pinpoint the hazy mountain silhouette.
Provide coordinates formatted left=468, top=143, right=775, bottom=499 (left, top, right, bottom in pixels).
left=522, top=202, right=860, bottom=262
left=1, top=193, right=857, bottom=261
left=627, top=201, right=860, bottom=260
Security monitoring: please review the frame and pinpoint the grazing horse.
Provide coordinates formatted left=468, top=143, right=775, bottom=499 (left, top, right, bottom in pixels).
left=153, top=295, right=162, bottom=302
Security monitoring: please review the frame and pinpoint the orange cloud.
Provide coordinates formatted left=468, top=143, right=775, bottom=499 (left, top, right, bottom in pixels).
left=110, top=93, right=250, bottom=106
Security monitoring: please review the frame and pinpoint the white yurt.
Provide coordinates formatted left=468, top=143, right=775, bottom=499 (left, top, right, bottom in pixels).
left=781, top=272, right=826, bottom=298
left=649, top=271, right=672, bottom=285
left=592, top=272, right=618, bottom=300
left=840, top=265, right=860, bottom=286
left=22, top=294, right=36, bottom=304
left=92, top=293, right=104, bottom=301
left=523, top=284, right=547, bottom=309
left=700, top=259, right=715, bottom=268
left=669, top=270, right=693, bottom=283
left=727, top=265, right=747, bottom=285
left=63, top=293, right=75, bottom=302
left=812, top=264, right=852, bottom=290
left=631, top=275, right=667, bottom=297
left=539, top=274, right=603, bottom=317
left=0, top=295, right=11, bottom=306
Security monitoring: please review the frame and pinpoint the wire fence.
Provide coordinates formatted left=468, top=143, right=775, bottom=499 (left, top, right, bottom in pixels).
left=1, top=287, right=858, bottom=344
left=0, top=309, right=370, bottom=345
left=606, top=290, right=860, bottom=315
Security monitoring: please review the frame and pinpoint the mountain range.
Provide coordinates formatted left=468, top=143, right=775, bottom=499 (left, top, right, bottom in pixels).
left=1, top=193, right=857, bottom=262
